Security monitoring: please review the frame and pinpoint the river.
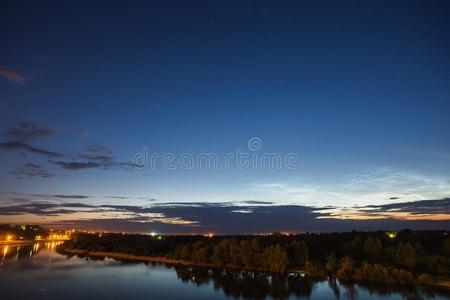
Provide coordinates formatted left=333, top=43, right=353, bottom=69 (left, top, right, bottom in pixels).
left=0, top=243, right=448, bottom=300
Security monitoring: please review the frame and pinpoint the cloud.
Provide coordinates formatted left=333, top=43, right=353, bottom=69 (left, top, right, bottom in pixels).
left=48, top=160, right=102, bottom=170
left=0, top=202, right=75, bottom=216
left=51, top=195, right=89, bottom=199
left=5, top=122, right=52, bottom=141
left=46, top=136, right=131, bottom=171
left=0, top=141, right=65, bottom=158
left=8, top=163, right=55, bottom=178
left=0, top=65, right=25, bottom=84
left=0, top=198, right=448, bottom=234
left=0, top=192, right=155, bottom=202
left=78, top=153, right=116, bottom=166
left=0, top=202, right=197, bottom=227
left=49, top=153, right=137, bottom=171
left=364, top=198, right=450, bottom=216
left=0, top=123, right=63, bottom=159
left=1, top=122, right=136, bottom=174
left=243, top=200, right=274, bottom=205
left=249, top=166, right=450, bottom=207
left=318, top=198, right=450, bottom=221
left=86, top=142, right=112, bottom=154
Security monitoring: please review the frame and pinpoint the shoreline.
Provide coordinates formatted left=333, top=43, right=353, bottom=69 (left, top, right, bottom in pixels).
left=60, top=249, right=209, bottom=267
left=58, top=248, right=303, bottom=273
left=58, top=248, right=450, bottom=290
left=0, top=240, right=68, bottom=247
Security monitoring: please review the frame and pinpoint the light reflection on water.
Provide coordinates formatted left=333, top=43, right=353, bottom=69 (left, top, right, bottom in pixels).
left=0, top=244, right=448, bottom=300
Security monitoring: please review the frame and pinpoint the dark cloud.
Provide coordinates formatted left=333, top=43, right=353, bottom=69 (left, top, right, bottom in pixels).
left=243, top=200, right=274, bottom=205
left=0, top=192, right=154, bottom=202
left=49, top=155, right=137, bottom=171
left=77, top=153, right=117, bottom=169
left=49, top=140, right=130, bottom=171
left=5, top=122, right=52, bottom=141
left=0, top=65, right=25, bottom=84
left=8, top=163, right=55, bottom=178
left=1, top=198, right=449, bottom=234
left=362, top=198, right=450, bottom=215
left=48, top=160, right=101, bottom=170
left=0, top=202, right=80, bottom=216
left=51, top=195, right=89, bottom=199
left=1, top=122, right=134, bottom=174
left=10, top=198, right=31, bottom=203
left=86, top=143, right=112, bottom=154
left=151, top=201, right=233, bottom=207
left=0, top=141, right=64, bottom=158
left=389, top=197, right=400, bottom=200
left=0, top=123, right=62, bottom=160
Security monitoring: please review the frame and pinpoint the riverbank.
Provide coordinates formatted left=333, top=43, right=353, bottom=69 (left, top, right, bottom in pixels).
left=0, top=240, right=34, bottom=246
left=58, top=248, right=306, bottom=274
left=60, top=249, right=204, bottom=266
left=58, top=248, right=450, bottom=290
left=0, top=239, right=69, bottom=247
left=433, top=278, right=450, bottom=289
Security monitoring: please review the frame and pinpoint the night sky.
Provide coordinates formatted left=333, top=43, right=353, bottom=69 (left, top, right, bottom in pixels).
left=0, top=1, right=449, bottom=234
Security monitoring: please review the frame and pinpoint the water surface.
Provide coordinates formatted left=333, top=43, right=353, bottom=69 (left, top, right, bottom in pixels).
left=0, top=244, right=448, bottom=300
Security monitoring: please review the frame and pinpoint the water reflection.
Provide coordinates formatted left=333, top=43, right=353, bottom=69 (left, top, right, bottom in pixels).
left=0, top=244, right=449, bottom=300
left=0, top=242, right=63, bottom=262
left=171, top=265, right=448, bottom=300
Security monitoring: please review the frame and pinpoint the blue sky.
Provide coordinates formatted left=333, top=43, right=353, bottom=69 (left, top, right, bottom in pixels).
left=0, top=1, right=449, bottom=233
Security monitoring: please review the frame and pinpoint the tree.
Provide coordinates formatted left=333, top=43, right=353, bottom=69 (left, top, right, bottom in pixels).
left=343, top=237, right=362, bottom=259
left=288, top=240, right=308, bottom=266
left=442, top=239, right=450, bottom=257
left=306, top=260, right=326, bottom=277
left=240, top=239, right=260, bottom=269
left=394, top=243, right=416, bottom=269
left=180, top=245, right=191, bottom=261
left=211, top=242, right=226, bottom=265
left=192, top=241, right=209, bottom=263
left=326, top=252, right=338, bottom=274
left=262, top=244, right=288, bottom=273
left=363, top=237, right=382, bottom=260
left=229, top=239, right=241, bottom=266
left=336, top=256, right=354, bottom=280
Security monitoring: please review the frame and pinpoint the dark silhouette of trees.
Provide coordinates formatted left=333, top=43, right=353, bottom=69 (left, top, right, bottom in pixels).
left=262, top=244, right=288, bottom=273
left=57, top=229, right=450, bottom=286
left=394, top=242, right=417, bottom=269
left=343, top=237, right=363, bottom=259
left=363, top=237, right=382, bottom=259
left=337, top=256, right=354, bottom=280
left=288, top=240, right=308, bottom=267
left=326, top=252, right=338, bottom=274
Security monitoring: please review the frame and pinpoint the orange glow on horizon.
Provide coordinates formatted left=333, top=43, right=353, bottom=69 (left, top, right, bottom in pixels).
left=316, top=207, right=450, bottom=221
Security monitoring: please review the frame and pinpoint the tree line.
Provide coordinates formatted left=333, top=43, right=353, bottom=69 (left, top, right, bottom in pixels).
left=58, top=230, right=450, bottom=286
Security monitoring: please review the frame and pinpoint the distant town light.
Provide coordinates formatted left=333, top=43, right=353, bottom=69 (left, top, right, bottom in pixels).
left=386, top=232, right=397, bottom=239
left=150, top=232, right=157, bottom=237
